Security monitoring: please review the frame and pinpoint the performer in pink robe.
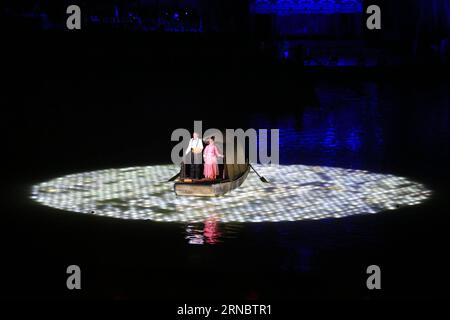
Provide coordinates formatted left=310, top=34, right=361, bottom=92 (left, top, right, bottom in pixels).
left=203, top=136, right=224, bottom=180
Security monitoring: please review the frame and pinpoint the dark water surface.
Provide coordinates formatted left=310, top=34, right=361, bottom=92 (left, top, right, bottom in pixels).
left=3, top=74, right=450, bottom=299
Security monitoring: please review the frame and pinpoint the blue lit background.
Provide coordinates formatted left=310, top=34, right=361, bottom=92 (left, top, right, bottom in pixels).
left=251, top=81, right=450, bottom=173
left=251, top=0, right=363, bottom=14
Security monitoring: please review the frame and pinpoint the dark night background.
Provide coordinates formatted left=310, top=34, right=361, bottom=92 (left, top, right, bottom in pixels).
left=1, top=0, right=450, bottom=303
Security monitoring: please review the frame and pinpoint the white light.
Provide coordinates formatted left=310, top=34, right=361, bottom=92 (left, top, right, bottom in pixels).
left=30, top=164, right=431, bottom=223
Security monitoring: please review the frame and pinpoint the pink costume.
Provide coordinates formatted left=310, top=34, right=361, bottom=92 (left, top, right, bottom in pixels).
left=203, top=144, right=220, bottom=179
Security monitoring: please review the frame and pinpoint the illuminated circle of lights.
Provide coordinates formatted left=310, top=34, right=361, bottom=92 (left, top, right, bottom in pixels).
left=30, top=165, right=431, bottom=223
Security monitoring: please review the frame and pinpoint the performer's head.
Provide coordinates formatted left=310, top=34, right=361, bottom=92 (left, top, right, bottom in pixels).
left=193, top=132, right=199, bottom=139
left=209, top=136, right=215, bottom=144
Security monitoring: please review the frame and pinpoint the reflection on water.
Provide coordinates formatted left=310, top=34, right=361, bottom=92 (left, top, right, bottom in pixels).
left=252, top=82, right=450, bottom=171
left=185, top=215, right=222, bottom=245
left=251, top=82, right=384, bottom=169
left=184, top=217, right=243, bottom=245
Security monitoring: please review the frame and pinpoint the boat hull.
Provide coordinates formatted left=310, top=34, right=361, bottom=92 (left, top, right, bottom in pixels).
left=174, top=167, right=250, bottom=197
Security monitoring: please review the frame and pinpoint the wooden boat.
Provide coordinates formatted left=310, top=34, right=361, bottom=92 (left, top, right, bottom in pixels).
left=174, top=164, right=250, bottom=197
left=174, top=134, right=250, bottom=197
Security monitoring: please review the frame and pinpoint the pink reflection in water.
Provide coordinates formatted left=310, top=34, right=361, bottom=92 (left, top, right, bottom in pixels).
left=185, top=215, right=222, bottom=245
left=203, top=216, right=221, bottom=244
